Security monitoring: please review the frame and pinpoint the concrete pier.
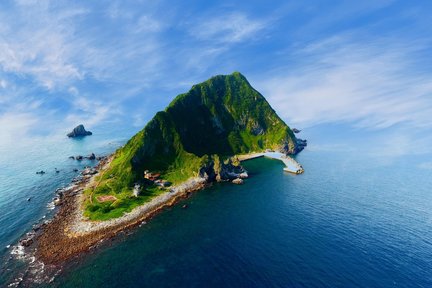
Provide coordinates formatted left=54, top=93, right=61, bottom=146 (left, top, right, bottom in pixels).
left=238, top=152, right=304, bottom=174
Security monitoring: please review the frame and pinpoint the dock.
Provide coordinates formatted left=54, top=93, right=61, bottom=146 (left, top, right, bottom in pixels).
left=238, top=152, right=304, bottom=174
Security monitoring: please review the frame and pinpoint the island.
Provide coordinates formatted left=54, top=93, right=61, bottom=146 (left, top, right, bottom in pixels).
left=24, top=72, right=306, bottom=268
left=67, top=124, right=92, bottom=138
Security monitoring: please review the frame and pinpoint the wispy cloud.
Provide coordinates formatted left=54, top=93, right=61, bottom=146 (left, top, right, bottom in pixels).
left=64, top=96, right=123, bottom=128
left=256, top=36, right=432, bottom=130
left=0, top=112, right=38, bottom=150
left=189, top=12, right=268, bottom=44
left=0, top=2, right=89, bottom=90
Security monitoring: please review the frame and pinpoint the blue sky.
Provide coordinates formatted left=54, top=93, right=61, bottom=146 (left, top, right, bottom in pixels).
left=1, top=0, right=432, bottom=160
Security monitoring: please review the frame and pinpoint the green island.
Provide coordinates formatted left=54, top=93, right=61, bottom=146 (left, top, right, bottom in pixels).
left=84, top=72, right=305, bottom=220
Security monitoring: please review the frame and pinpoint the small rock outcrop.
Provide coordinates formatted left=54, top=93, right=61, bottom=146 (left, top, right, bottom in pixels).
left=292, top=128, right=301, bottom=133
left=67, top=125, right=92, bottom=138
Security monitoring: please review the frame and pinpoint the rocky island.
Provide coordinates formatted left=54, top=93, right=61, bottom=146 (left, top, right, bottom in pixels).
left=22, top=72, right=306, bottom=273
left=67, top=124, right=92, bottom=138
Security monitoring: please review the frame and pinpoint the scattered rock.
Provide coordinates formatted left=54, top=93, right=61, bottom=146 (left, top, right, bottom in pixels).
left=20, top=232, right=35, bottom=247
left=20, top=238, right=33, bottom=247
left=69, top=156, right=75, bottom=160
left=73, top=169, right=79, bottom=172
left=36, top=170, right=45, bottom=175
left=87, top=153, right=96, bottom=160
left=82, top=167, right=98, bottom=176
left=27, top=197, right=32, bottom=202
left=232, top=178, right=244, bottom=185
left=53, top=197, right=61, bottom=206
left=239, top=172, right=249, bottom=179
left=67, top=124, right=92, bottom=138
left=76, top=155, right=83, bottom=161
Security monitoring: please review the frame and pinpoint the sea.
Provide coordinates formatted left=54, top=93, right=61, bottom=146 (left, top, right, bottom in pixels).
left=1, top=124, right=432, bottom=287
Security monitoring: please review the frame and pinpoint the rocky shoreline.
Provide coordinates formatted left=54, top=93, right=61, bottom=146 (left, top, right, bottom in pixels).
left=9, top=155, right=214, bottom=287
left=34, top=163, right=209, bottom=267
left=10, top=150, right=296, bottom=285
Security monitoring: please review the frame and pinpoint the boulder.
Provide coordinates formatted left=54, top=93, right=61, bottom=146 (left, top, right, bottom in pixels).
left=239, top=172, right=249, bottom=179
left=67, top=124, right=92, bottom=138
left=232, top=178, right=244, bottom=185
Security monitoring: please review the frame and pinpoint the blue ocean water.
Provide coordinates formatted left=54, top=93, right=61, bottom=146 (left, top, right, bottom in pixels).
left=1, top=125, right=432, bottom=287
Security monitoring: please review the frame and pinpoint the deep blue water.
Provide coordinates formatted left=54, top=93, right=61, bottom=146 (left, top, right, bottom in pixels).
left=1, top=125, right=432, bottom=287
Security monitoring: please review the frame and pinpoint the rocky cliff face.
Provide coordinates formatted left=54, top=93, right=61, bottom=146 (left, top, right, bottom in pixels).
left=67, top=125, right=92, bottom=138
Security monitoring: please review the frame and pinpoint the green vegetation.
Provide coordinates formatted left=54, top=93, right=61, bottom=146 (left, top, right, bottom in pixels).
left=83, top=185, right=164, bottom=221
left=85, top=72, right=299, bottom=220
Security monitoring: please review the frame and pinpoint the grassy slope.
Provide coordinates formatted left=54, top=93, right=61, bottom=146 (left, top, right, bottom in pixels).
left=84, top=72, right=297, bottom=220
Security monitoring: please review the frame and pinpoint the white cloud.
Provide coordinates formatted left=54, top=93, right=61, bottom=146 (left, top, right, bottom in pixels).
left=255, top=36, right=432, bottom=130
left=135, top=15, right=162, bottom=33
left=190, top=12, right=268, bottom=44
left=0, top=3, right=87, bottom=90
left=64, top=97, right=123, bottom=128
left=0, top=113, right=38, bottom=149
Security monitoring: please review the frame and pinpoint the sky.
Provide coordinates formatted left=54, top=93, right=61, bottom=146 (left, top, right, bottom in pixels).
left=0, top=0, right=432, bottom=162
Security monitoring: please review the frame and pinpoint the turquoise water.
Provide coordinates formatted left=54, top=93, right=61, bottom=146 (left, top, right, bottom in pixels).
left=1, top=125, right=432, bottom=287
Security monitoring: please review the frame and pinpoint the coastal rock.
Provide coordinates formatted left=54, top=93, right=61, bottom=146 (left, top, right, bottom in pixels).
left=76, top=155, right=83, bottom=161
left=87, top=153, right=96, bottom=160
left=67, top=124, right=92, bottom=138
left=217, top=157, right=246, bottom=181
left=295, top=138, right=307, bottom=153
left=292, top=128, right=301, bottom=133
left=69, top=156, right=75, bottom=160
left=239, top=172, right=249, bottom=179
left=280, top=137, right=307, bottom=155
left=232, top=178, right=244, bottom=185
left=82, top=168, right=98, bottom=176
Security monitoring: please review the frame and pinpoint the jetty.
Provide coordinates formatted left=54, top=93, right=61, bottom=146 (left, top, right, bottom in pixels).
left=238, top=152, right=304, bottom=174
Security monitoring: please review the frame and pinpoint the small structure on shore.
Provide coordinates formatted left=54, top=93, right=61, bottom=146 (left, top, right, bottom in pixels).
left=133, top=184, right=141, bottom=197
left=144, top=170, right=161, bottom=181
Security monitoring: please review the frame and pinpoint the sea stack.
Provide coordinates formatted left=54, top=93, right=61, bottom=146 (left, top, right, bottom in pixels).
left=67, top=124, right=92, bottom=138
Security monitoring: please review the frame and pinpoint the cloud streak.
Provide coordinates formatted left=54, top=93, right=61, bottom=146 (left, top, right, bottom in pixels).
left=256, top=36, right=432, bottom=130
left=189, top=12, right=268, bottom=44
